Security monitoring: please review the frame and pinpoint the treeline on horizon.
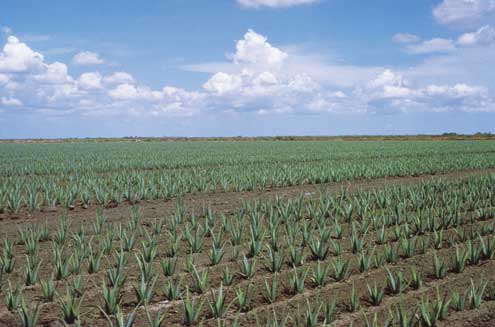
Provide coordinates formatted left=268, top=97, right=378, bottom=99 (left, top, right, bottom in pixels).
left=1, top=132, right=495, bottom=143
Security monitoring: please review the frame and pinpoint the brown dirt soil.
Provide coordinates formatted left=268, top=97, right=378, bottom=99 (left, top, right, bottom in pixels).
left=439, top=302, right=495, bottom=326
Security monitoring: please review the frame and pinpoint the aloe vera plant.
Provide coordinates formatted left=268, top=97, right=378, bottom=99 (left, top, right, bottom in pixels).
left=24, top=231, right=39, bottom=256
left=364, top=312, right=388, bottom=327
left=358, top=248, right=374, bottom=273
left=235, top=282, right=252, bottom=312
left=386, top=268, right=409, bottom=295
left=384, top=243, right=399, bottom=264
left=70, top=275, right=84, bottom=298
left=311, top=260, right=330, bottom=287
left=222, top=266, right=233, bottom=286
left=208, top=243, right=225, bottom=266
left=410, top=268, right=423, bottom=290
left=239, top=255, right=256, bottom=280
left=309, top=236, right=330, bottom=260
left=478, top=234, right=495, bottom=260
left=24, top=255, right=41, bottom=286
left=53, top=247, right=71, bottom=281
left=18, top=296, right=41, bottom=327
left=432, top=252, right=448, bottom=279
left=136, top=253, right=155, bottom=283
left=376, top=225, right=387, bottom=245
left=208, top=283, right=233, bottom=319
left=0, top=253, right=15, bottom=274
left=332, top=256, right=350, bottom=281
left=400, top=236, right=416, bottom=258
left=288, top=245, right=305, bottom=267
left=393, top=302, right=417, bottom=327
left=40, top=278, right=56, bottom=302
left=140, top=238, right=158, bottom=263
left=99, top=280, right=121, bottom=315
left=263, top=245, right=285, bottom=273
left=60, top=286, right=84, bottom=325
left=248, top=228, right=265, bottom=258
left=191, top=265, right=209, bottom=294
left=100, top=304, right=139, bottom=327
left=289, top=266, right=309, bottom=295
left=467, top=279, right=487, bottom=309
left=4, top=280, right=21, bottom=312
left=367, top=281, right=385, bottom=306
left=87, top=247, right=103, bottom=274
left=450, top=291, right=466, bottom=311
left=163, top=276, right=182, bottom=301
left=298, top=298, right=322, bottom=327
left=452, top=245, right=468, bottom=273
left=160, top=257, right=177, bottom=277
left=350, top=223, right=366, bottom=254
left=418, top=288, right=451, bottom=326
left=324, top=299, right=336, bottom=325
left=107, top=265, right=126, bottom=288
left=133, top=276, right=156, bottom=305
left=184, top=224, right=204, bottom=254
left=348, top=282, right=360, bottom=312
left=256, top=307, right=291, bottom=327
left=263, top=276, right=279, bottom=304
left=467, top=239, right=482, bottom=265
left=145, top=304, right=167, bottom=327
left=182, top=287, right=205, bottom=326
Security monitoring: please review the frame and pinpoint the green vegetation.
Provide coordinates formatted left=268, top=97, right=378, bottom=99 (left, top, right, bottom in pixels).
left=1, top=140, right=495, bottom=326
left=1, top=140, right=495, bottom=213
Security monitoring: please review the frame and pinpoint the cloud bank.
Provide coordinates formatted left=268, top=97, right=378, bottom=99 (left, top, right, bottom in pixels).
left=0, top=28, right=493, bottom=120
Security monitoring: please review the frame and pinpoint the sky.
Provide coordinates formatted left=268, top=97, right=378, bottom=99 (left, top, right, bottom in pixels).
left=0, top=0, right=495, bottom=138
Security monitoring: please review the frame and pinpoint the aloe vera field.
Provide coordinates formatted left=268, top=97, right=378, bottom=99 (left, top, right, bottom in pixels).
left=1, top=139, right=495, bottom=327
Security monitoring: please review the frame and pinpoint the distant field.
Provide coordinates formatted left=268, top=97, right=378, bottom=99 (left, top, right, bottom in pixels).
left=1, top=140, right=495, bottom=214
left=0, top=140, right=495, bottom=326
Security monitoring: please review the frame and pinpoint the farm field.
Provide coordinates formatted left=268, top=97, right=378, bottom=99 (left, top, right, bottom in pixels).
left=1, top=140, right=495, bottom=327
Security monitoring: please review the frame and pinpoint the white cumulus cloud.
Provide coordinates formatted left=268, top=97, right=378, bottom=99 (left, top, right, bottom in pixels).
left=203, top=72, right=243, bottom=94
left=108, top=83, right=151, bottom=100
left=357, top=68, right=492, bottom=113
left=233, top=30, right=288, bottom=66
left=103, top=72, right=135, bottom=85
left=72, top=51, right=104, bottom=65
left=425, top=83, right=486, bottom=98
left=78, top=72, right=103, bottom=90
left=406, top=38, right=456, bottom=54
left=433, top=0, right=495, bottom=26
left=32, top=62, right=72, bottom=84
left=201, top=30, right=325, bottom=114
left=0, top=36, right=44, bottom=73
left=458, top=25, right=495, bottom=46
left=0, top=29, right=494, bottom=119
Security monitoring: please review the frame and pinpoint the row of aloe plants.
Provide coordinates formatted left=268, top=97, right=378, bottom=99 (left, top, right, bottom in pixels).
left=1, top=144, right=495, bottom=213
left=1, top=175, right=495, bottom=325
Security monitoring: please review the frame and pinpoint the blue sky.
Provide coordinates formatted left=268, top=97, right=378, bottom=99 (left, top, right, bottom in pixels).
left=0, top=0, right=494, bottom=138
